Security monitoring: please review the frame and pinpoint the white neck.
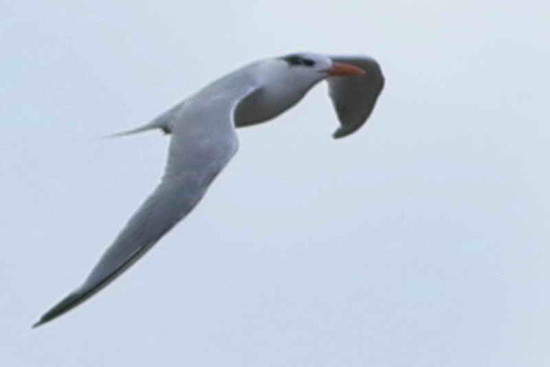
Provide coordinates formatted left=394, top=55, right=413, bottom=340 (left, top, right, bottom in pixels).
left=235, top=59, right=325, bottom=126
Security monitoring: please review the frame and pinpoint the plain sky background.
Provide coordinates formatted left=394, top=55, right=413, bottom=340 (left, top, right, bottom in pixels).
left=2, top=1, right=550, bottom=366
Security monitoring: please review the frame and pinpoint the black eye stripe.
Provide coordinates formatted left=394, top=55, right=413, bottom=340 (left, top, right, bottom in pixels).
left=285, top=56, right=303, bottom=65
left=282, top=55, right=316, bottom=67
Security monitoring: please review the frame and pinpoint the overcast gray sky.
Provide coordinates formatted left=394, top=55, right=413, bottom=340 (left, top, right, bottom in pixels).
left=2, top=1, right=550, bottom=366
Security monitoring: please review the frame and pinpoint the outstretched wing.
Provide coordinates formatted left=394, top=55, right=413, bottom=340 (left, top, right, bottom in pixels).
left=34, top=85, right=258, bottom=328
left=327, top=56, right=385, bottom=139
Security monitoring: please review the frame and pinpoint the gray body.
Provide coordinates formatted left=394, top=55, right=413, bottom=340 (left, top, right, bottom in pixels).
left=34, top=53, right=384, bottom=327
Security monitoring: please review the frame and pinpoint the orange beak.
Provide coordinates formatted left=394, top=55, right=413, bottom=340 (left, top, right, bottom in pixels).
left=328, top=62, right=366, bottom=76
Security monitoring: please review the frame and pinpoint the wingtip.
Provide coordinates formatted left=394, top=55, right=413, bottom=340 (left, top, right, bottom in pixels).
left=332, top=124, right=364, bottom=139
left=31, top=319, right=44, bottom=329
left=32, top=291, right=85, bottom=329
left=332, top=128, right=351, bottom=139
left=31, top=312, right=56, bottom=329
left=32, top=313, right=52, bottom=328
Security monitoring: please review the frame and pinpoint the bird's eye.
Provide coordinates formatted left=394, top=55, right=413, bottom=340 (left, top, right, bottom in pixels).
left=283, top=55, right=316, bottom=67
left=285, top=56, right=304, bottom=65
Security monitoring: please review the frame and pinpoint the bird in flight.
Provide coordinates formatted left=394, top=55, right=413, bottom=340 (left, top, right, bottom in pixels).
left=33, top=52, right=385, bottom=328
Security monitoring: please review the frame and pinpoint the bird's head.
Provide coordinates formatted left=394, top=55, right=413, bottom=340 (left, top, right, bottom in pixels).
left=240, top=52, right=379, bottom=137
left=278, top=52, right=365, bottom=80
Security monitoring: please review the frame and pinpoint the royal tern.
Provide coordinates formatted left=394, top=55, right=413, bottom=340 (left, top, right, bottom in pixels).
left=34, top=52, right=384, bottom=327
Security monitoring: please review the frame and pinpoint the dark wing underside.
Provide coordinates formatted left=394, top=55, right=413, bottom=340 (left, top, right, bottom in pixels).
left=327, top=56, right=385, bottom=139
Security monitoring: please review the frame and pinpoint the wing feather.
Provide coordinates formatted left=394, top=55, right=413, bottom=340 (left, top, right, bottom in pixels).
left=34, top=84, right=258, bottom=327
left=327, top=56, right=385, bottom=139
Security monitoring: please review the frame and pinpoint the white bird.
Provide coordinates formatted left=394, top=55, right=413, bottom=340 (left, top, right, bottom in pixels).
left=33, top=52, right=384, bottom=327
